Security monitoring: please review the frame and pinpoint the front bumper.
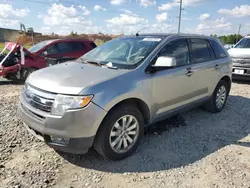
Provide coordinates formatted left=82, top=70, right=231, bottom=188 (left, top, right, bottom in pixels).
left=232, top=66, right=250, bottom=80
left=18, top=96, right=107, bottom=154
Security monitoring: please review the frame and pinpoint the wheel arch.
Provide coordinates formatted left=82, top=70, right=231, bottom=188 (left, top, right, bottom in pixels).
left=220, top=75, right=231, bottom=93
left=103, top=98, right=151, bottom=125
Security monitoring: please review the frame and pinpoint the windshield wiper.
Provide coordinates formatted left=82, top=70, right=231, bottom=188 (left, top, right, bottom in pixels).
left=80, top=58, right=118, bottom=69
left=80, top=58, right=102, bottom=67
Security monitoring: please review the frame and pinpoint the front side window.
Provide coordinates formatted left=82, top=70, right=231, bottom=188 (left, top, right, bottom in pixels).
left=46, top=44, right=58, bottom=55
left=235, top=38, right=250, bottom=48
left=158, top=39, right=190, bottom=67
left=189, top=38, right=214, bottom=64
left=80, top=37, right=163, bottom=69
left=28, top=40, right=54, bottom=53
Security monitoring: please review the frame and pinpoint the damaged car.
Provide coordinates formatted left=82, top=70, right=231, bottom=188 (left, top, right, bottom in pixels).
left=0, top=39, right=96, bottom=82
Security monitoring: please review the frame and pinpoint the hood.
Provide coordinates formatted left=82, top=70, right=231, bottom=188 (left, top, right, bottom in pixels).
left=26, top=61, right=128, bottom=95
left=228, top=48, right=250, bottom=59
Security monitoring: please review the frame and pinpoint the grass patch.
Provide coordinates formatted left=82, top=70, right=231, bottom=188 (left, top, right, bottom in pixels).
left=0, top=43, right=32, bottom=52
left=0, top=43, right=4, bottom=51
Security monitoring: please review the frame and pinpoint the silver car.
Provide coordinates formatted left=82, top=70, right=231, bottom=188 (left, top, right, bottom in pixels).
left=18, top=34, right=232, bottom=160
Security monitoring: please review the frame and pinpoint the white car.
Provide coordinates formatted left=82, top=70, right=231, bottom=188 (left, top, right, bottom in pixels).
left=224, top=44, right=234, bottom=50
left=228, top=36, right=250, bottom=80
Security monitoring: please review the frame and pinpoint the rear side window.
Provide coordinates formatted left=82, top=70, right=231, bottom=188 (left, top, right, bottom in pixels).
left=70, top=42, right=86, bottom=50
left=209, top=40, right=227, bottom=59
left=189, top=38, right=215, bottom=64
left=56, top=42, right=71, bottom=53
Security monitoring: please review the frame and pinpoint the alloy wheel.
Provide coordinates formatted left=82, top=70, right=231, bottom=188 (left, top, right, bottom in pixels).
left=109, top=115, right=139, bottom=154
left=216, top=85, right=227, bottom=109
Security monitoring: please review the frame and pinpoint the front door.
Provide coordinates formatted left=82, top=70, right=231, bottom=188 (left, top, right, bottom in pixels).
left=151, top=38, right=198, bottom=119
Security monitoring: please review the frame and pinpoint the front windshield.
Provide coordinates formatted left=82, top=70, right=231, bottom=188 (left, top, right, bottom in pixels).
left=235, top=38, right=250, bottom=48
left=28, top=40, right=54, bottom=53
left=80, top=37, right=162, bottom=69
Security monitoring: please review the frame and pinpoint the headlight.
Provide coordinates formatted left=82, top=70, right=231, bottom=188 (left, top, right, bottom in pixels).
left=51, top=94, right=93, bottom=116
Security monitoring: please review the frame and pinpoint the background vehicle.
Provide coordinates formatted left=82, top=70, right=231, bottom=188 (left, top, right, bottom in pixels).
left=18, top=34, right=232, bottom=161
left=0, top=39, right=96, bottom=81
left=224, top=44, right=234, bottom=50
left=228, top=36, right=250, bottom=80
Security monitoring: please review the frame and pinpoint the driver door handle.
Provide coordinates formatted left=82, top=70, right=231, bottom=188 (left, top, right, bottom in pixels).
left=186, top=68, right=194, bottom=77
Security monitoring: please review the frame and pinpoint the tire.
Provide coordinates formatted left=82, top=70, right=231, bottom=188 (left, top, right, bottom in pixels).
left=205, top=80, right=229, bottom=113
left=94, top=103, right=144, bottom=161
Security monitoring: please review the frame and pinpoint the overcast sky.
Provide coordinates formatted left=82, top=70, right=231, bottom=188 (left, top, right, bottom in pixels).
left=1, top=0, right=250, bottom=36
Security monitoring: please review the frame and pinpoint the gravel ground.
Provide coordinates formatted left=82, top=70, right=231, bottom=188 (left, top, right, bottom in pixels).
left=0, top=78, right=250, bottom=188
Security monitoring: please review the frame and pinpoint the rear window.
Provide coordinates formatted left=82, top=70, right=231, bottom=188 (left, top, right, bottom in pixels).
left=209, top=40, right=227, bottom=59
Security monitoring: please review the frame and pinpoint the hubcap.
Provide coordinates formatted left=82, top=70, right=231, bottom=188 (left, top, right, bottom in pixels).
left=109, top=115, right=139, bottom=154
left=216, top=85, right=227, bottom=109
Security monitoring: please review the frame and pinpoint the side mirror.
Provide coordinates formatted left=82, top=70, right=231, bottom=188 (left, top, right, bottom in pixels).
left=152, top=56, right=176, bottom=68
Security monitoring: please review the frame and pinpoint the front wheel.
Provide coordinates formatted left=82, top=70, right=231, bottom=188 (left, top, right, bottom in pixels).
left=205, top=80, right=229, bottom=113
left=94, top=104, right=144, bottom=161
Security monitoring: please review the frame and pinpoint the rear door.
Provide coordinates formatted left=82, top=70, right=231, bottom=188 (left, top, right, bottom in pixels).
left=187, top=38, right=220, bottom=97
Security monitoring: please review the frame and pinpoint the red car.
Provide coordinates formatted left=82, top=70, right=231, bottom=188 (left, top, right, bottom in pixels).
left=0, top=39, right=96, bottom=81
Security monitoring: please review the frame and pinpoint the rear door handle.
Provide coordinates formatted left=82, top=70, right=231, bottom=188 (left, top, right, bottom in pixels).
left=186, top=70, right=194, bottom=77
left=214, top=64, right=220, bottom=69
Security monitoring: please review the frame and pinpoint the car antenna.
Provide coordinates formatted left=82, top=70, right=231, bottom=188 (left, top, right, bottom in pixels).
left=136, top=27, right=147, bottom=36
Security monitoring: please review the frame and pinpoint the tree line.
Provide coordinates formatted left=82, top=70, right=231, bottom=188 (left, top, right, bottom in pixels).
left=210, top=34, right=244, bottom=45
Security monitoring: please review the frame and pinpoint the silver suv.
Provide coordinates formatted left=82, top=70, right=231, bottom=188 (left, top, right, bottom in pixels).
left=18, top=34, right=232, bottom=160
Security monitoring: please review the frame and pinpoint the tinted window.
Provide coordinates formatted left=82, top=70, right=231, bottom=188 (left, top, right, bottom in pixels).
left=207, top=41, right=216, bottom=59
left=46, top=42, right=81, bottom=54
left=235, top=38, right=250, bottom=48
left=189, top=38, right=214, bottom=64
left=209, top=40, right=227, bottom=58
left=158, top=39, right=190, bottom=67
left=70, top=42, right=86, bottom=50
left=46, top=44, right=58, bottom=55
left=56, top=42, right=71, bottom=53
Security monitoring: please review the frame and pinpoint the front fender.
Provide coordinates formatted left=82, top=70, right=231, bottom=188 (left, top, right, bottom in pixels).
left=80, top=70, right=153, bottom=117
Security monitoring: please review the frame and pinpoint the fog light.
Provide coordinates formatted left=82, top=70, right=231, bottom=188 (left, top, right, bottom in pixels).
left=50, top=136, right=69, bottom=145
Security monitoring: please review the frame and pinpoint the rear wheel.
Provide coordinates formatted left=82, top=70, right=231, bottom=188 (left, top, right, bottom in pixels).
left=205, top=80, right=229, bottom=113
left=94, top=104, right=144, bottom=161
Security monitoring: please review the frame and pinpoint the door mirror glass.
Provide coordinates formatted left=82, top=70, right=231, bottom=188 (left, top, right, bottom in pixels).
left=153, top=56, right=176, bottom=68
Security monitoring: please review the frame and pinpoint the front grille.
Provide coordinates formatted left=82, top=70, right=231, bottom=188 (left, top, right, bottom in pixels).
left=232, top=58, right=250, bottom=68
left=22, top=84, right=56, bottom=113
